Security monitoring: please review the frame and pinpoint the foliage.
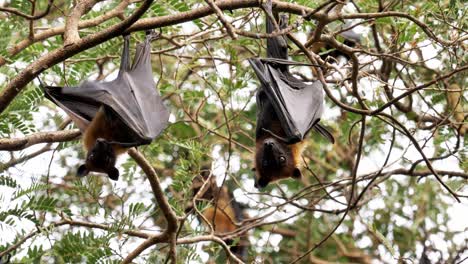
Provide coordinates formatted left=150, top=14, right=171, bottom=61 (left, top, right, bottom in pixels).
left=0, top=0, right=466, bottom=263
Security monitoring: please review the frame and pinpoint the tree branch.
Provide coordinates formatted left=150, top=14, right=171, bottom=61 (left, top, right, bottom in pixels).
left=0, top=129, right=80, bottom=151
left=0, top=0, right=130, bottom=66
left=0, top=0, right=54, bottom=20
left=0, top=0, right=154, bottom=114
left=125, top=148, right=178, bottom=262
left=204, top=0, right=238, bottom=39
left=64, top=0, right=102, bottom=46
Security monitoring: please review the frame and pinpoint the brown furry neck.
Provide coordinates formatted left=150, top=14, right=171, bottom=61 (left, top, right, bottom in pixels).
left=83, top=107, right=128, bottom=155
left=291, top=140, right=306, bottom=169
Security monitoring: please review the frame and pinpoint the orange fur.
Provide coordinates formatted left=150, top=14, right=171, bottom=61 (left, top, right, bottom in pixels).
left=254, top=136, right=308, bottom=182
left=291, top=140, right=307, bottom=169
left=83, top=107, right=128, bottom=155
left=197, top=186, right=238, bottom=234
left=254, top=137, right=306, bottom=169
left=191, top=181, right=248, bottom=260
left=202, top=204, right=237, bottom=234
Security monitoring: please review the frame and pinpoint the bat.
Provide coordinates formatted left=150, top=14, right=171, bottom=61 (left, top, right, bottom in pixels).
left=187, top=169, right=249, bottom=260
left=42, top=31, right=169, bottom=180
left=249, top=1, right=334, bottom=188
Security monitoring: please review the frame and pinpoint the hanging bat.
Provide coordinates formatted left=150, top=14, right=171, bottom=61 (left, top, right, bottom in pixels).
left=249, top=1, right=334, bottom=189
left=42, top=31, right=169, bottom=180
left=187, top=169, right=249, bottom=260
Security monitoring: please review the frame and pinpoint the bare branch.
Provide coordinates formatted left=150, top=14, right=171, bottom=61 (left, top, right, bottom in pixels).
left=125, top=148, right=178, bottom=262
left=121, top=235, right=167, bottom=264
left=64, top=0, right=102, bottom=46
left=0, top=129, right=80, bottom=151
left=0, top=0, right=154, bottom=114
left=0, top=0, right=54, bottom=20
left=204, top=0, right=238, bottom=39
left=0, top=1, right=130, bottom=66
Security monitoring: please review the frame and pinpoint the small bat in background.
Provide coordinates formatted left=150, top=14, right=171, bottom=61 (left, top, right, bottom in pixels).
left=249, top=1, right=334, bottom=189
left=42, top=31, right=169, bottom=181
left=186, top=169, right=249, bottom=260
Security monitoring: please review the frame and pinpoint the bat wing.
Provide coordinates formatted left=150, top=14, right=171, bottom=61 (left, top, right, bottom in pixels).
left=125, top=32, right=170, bottom=140
left=249, top=58, right=276, bottom=139
left=254, top=88, right=279, bottom=139
left=43, top=32, right=169, bottom=145
left=264, top=0, right=290, bottom=73
left=249, top=0, right=334, bottom=144
left=313, top=123, right=335, bottom=144
left=43, top=84, right=100, bottom=132
left=266, top=65, right=324, bottom=143
left=250, top=57, right=333, bottom=143
left=259, top=58, right=316, bottom=67
left=265, top=5, right=287, bottom=60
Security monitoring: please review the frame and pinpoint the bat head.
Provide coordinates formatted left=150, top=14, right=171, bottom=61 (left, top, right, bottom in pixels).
left=254, top=137, right=302, bottom=189
left=77, top=138, right=119, bottom=181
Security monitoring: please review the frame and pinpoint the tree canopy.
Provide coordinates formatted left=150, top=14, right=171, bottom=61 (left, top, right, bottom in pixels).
left=0, top=0, right=466, bottom=263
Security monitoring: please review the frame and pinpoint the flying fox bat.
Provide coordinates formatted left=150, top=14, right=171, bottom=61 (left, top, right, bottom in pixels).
left=249, top=1, right=334, bottom=189
left=42, top=31, right=169, bottom=180
left=187, top=169, right=249, bottom=260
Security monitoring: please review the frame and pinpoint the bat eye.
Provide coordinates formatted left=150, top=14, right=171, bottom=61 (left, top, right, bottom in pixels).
left=279, top=156, right=286, bottom=164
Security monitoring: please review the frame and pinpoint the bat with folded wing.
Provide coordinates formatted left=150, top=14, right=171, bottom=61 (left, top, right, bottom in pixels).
left=186, top=169, right=249, bottom=261
left=249, top=1, right=334, bottom=188
left=42, top=31, right=169, bottom=181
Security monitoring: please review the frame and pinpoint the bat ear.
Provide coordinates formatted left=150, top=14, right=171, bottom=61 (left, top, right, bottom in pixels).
left=292, top=168, right=302, bottom=178
left=108, top=167, right=120, bottom=181
left=77, top=165, right=89, bottom=177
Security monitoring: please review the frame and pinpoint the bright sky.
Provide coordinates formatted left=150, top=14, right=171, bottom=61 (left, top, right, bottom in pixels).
left=0, top=2, right=466, bottom=263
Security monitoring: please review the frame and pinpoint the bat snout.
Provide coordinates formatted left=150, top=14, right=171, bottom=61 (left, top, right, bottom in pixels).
left=77, top=164, right=90, bottom=177
left=263, top=140, right=277, bottom=155
left=264, top=140, right=275, bottom=149
left=254, top=180, right=261, bottom=189
left=96, top=138, right=107, bottom=145
left=254, top=178, right=269, bottom=189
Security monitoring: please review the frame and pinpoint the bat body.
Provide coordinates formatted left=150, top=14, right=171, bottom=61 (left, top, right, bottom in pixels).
left=43, top=31, right=169, bottom=180
left=201, top=186, right=240, bottom=234
left=249, top=1, right=334, bottom=188
left=82, top=107, right=130, bottom=156
left=254, top=89, right=306, bottom=188
left=188, top=170, right=248, bottom=260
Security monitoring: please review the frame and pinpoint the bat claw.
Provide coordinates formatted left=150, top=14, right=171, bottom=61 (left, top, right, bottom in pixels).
left=146, top=29, right=161, bottom=41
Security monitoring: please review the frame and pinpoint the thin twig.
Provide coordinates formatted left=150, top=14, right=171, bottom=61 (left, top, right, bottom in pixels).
left=0, top=0, right=54, bottom=20
left=205, top=0, right=238, bottom=39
